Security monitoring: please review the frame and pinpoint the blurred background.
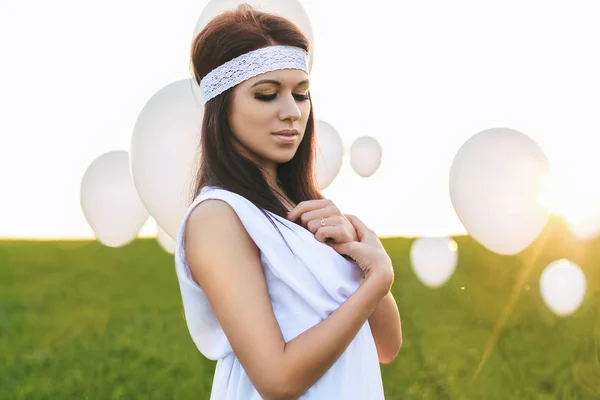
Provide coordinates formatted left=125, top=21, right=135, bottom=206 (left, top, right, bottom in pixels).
left=1, top=0, right=600, bottom=399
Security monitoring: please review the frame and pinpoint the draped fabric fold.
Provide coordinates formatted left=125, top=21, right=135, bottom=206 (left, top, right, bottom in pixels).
left=174, top=186, right=384, bottom=399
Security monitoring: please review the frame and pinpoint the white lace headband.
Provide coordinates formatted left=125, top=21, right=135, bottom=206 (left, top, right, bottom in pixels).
left=199, top=45, right=309, bottom=103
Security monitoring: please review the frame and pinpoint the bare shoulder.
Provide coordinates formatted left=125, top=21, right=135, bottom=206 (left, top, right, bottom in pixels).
left=184, top=199, right=259, bottom=280
left=182, top=198, right=288, bottom=398
left=185, top=198, right=250, bottom=241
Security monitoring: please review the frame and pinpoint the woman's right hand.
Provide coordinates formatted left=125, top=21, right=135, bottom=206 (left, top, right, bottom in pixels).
left=330, top=214, right=394, bottom=295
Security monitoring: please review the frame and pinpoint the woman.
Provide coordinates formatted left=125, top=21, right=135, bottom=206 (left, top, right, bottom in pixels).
left=175, top=5, right=402, bottom=399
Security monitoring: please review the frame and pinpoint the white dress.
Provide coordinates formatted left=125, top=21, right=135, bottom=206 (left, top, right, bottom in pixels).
left=174, top=186, right=384, bottom=399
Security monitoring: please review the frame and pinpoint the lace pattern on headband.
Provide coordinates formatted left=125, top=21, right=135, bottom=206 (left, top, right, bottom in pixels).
left=200, top=45, right=309, bottom=103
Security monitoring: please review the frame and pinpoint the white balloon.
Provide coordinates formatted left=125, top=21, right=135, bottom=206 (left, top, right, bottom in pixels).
left=130, top=79, right=204, bottom=239
left=540, top=259, right=587, bottom=316
left=349, top=136, right=382, bottom=178
left=314, top=120, right=343, bottom=190
left=449, top=127, right=550, bottom=255
left=410, top=237, right=458, bottom=288
left=191, top=0, right=315, bottom=71
left=80, top=151, right=149, bottom=247
left=157, top=226, right=176, bottom=254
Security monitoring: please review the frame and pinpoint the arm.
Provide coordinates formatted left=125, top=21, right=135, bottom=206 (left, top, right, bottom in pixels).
left=368, top=291, right=402, bottom=364
left=185, top=200, right=390, bottom=400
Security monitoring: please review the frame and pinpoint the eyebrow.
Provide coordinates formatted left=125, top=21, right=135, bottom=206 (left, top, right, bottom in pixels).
left=251, top=79, right=310, bottom=88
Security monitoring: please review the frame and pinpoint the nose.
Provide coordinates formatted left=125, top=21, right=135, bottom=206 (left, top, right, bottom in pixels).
left=278, top=93, right=302, bottom=122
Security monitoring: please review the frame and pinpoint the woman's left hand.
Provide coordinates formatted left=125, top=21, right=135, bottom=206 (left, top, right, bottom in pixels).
left=286, top=199, right=359, bottom=244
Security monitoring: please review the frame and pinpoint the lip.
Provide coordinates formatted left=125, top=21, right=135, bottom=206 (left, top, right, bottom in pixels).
left=272, top=129, right=299, bottom=144
left=273, top=129, right=299, bottom=136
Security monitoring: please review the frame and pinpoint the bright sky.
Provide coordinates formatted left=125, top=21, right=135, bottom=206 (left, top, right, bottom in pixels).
left=1, top=0, right=600, bottom=240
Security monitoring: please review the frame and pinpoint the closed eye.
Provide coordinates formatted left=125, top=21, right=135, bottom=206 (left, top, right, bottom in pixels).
left=254, top=93, right=277, bottom=101
left=254, top=93, right=310, bottom=102
left=294, top=93, right=310, bottom=101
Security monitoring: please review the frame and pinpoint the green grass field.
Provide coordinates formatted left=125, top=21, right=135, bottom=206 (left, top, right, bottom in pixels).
left=2, top=217, right=600, bottom=399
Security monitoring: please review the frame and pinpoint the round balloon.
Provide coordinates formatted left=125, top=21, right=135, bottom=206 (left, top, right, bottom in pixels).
left=349, top=136, right=382, bottom=178
left=130, top=79, right=204, bottom=239
left=314, top=120, right=344, bottom=190
left=191, top=0, right=315, bottom=71
left=539, top=259, right=587, bottom=316
left=410, top=237, right=458, bottom=288
left=449, top=127, right=550, bottom=255
left=157, top=226, right=176, bottom=254
left=80, top=151, right=149, bottom=247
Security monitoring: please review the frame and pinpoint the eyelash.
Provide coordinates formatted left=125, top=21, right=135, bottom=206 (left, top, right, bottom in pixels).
left=254, top=93, right=310, bottom=102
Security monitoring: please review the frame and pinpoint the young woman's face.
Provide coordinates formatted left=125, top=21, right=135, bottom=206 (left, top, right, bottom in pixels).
left=229, top=69, right=311, bottom=169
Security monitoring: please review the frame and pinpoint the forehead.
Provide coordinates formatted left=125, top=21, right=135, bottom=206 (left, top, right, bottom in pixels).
left=244, top=69, right=310, bottom=87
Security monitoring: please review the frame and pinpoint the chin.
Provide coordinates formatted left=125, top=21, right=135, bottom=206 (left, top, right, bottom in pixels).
left=270, top=150, right=298, bottom=164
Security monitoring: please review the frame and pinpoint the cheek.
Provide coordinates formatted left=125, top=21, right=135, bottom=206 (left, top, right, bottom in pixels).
left=247, top=106, right=275, bottom=130
left=231, top=103, right=273, bottom=139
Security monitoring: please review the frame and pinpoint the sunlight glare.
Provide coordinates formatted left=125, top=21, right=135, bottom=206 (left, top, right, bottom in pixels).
left=538, top=167, right=600, bottom=240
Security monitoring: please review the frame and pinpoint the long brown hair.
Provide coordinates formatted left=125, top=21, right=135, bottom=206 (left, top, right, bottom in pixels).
left=189, top=4, right=323, bottom=226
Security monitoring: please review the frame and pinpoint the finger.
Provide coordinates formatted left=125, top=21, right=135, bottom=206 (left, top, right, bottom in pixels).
left=288, top=200, right=332, bottom=222
left=306, top=217, right=323, bottom=233
left=330, top=240, right=361, bottom=257
left=287, top=199, right=333, bottom=221
left=330, top=240, right=349, bottom=254
left=314, top=226, right=335, bottom=242
left=300, top=207, right=333, bottom=227
left=315, top=226, right=350, bottom=243
left=307, top=215, right=342, bottom=233
left=344, top=214, right=371, bottom=239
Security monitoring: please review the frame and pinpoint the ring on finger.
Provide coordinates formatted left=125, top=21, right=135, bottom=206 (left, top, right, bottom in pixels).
left=320, top=217, right=326, bottom=227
